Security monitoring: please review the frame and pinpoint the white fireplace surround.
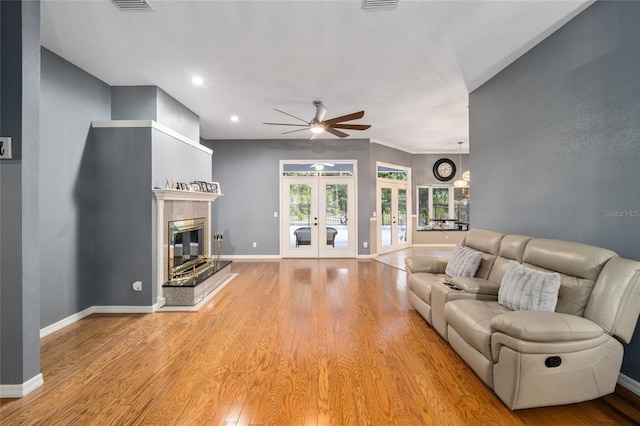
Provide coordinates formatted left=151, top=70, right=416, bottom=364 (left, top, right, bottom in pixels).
left=153, top=189, right=222, bottom=308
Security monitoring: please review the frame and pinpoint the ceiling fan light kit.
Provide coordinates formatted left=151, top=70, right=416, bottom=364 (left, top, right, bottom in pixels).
left=264, top=101, right=371, bottom=139
left=310, top=123, right=325, bottom=134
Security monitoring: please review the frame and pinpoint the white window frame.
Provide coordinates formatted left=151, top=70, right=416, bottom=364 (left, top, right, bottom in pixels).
left=416, top=185, right=455, bottom=223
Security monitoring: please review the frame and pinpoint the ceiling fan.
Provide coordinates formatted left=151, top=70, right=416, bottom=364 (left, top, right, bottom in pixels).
left=263, top=101, right=371, bottom=139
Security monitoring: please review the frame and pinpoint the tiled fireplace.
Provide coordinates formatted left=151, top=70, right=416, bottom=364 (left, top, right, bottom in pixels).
left=153, top=189, right=230, bottom=307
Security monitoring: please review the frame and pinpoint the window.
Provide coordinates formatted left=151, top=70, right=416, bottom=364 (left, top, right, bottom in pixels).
left=417, top=185, right=470, bottom=227
left=454, top=187, right=470, bottom=223
left=417, top=186, right=429, bottom=226
left=282, top=162, right=354, bottom=177
left=432, top=187, right=449, bottom=220
left=377, top=164, right=408, bottom=181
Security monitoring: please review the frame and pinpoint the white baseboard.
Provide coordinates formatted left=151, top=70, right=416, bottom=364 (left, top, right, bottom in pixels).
left=40, top=306, right=95, bottom=338
left=222, top=255, right=281, bottom=260
left=618, top=372, right=640, bottom=396
left=41, top=305, right=154, bottom=339
left=411, top=243, right=457, bottom=247
left=92, top=305, right=154, bottom=314
left=0, top=373, right=43, bottom=398
left=154, top=297, right=166, bottom=311
left=357, top=253, right=375, bottom=259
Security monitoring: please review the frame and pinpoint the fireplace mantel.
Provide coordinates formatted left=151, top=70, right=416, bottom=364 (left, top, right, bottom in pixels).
left=153, top=189, right=222, bottom=202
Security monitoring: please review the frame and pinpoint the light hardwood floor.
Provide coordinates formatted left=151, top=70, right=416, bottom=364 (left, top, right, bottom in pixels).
left=1, top=255, right=639, bottom=425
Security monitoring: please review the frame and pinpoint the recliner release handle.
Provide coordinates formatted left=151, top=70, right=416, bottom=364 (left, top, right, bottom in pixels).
left=545, top=356, right=562, bottom=368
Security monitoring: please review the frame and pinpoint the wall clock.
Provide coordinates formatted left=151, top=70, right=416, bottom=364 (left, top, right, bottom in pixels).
left=433, top=158, right=456, bottom=182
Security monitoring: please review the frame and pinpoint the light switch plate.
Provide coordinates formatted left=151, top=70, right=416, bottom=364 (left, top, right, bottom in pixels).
left=0, top=137, right=12, bottom=160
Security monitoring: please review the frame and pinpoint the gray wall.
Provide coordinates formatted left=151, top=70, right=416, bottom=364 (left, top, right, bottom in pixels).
left=151, top=130, right=211, bottom=189
left=111, top=86, right=157, bottom=121
left=39, top=54, right=206, bottom=314
left=92, top=126, right=212, bottom=306
left=39, top=48, right=111, bottom=326
left=111, top=86, right=200, bottom=142
left=470, top=1, right=640, bottom=381
left=0, top=0, right=41, bottom=386
left=93, top=127, right=154, bottom=306
left=412, top=153, right=470, bottom=215
left=412, top=153, right=470, bottom=187
left=202, top=138, right=372, bottom=255
left=202, top=139, right=468, bottom=256
left=156, top=88, right=200, bottom=142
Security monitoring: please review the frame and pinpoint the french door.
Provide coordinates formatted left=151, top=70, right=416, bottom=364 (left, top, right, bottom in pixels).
left=282, top=177, right=355, bottom=258
left=377, top=181, right=410, bottom=254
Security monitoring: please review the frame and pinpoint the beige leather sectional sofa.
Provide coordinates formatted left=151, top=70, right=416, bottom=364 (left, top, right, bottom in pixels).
left=406, top=229, right=640, bottom=409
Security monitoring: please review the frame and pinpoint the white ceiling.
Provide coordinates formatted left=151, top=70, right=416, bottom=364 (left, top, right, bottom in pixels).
left=40, top=0, right=592, bottom=153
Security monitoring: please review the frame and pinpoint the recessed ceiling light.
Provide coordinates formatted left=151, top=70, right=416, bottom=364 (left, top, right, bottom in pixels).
left=230, top=115, right=239, bottom=122
left=191, top=76, right=204, bottom=85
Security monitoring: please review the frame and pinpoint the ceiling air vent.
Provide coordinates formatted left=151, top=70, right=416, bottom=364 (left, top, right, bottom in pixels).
left=111, top=0, right=153, bottom=12
left=362, top=0, right=398, bottom=11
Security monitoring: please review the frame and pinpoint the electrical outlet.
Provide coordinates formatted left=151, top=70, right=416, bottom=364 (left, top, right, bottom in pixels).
left=252, top=242, right=257, bottom=248
left=363, top=242, right=368, bottom=249
left=274, top=212, right=278, bottom=218
left=132, top=281, right=142, bottom=291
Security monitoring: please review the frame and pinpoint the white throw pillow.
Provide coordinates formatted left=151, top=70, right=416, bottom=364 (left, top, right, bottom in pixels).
left=498, top=261, right=561, bottom=312
left=445, top=246, right=483, bottom=278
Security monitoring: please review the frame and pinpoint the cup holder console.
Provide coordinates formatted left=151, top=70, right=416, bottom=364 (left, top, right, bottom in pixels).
left=443, top=281, right=462, bottom=291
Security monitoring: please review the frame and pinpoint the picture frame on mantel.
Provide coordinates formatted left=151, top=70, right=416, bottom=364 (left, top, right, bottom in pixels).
left=210, top=182, right=221, bottom=194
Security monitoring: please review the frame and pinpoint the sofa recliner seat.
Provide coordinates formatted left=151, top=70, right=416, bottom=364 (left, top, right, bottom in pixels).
left=406, top=229, right=640, bottom=409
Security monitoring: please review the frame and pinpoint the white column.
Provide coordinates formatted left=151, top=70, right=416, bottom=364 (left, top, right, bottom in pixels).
left=155, top=199, right=166, bottom=309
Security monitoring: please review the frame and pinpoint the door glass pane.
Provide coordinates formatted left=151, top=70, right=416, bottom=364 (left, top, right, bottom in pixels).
left=289, top=183, right=312, bottom=250
left=325, top=184, right=347, bottom=249
left=380, top=187, right=392, bottom=247
left=454, top=187, right=470, bottom=224
left=398, top=188, right=407, bottom=244
left=433, top=187, right=449, bottom=220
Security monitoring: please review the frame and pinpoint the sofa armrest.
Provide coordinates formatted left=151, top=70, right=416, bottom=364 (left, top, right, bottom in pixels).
left=450, top=276, right=500, bottom=296
left=491, top=311, right=604, bottom=342
left=490, top=311, right=607, bottom=361
left=405, top=256, right=447, bottom=275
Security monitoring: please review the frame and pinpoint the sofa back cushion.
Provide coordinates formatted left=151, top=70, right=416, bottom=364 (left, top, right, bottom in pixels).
left=488, top=234, right=532, bottom=284
left=522, top=239, right=617, bottom=316
left=461, top=229, right=505, bottom=279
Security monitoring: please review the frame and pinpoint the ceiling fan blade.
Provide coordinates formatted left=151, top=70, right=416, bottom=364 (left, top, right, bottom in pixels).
left=323, top=111, right=365, bottom=125
left=324, top=127, right=349, bottom=138
left=313, top=102, right=328, bottom=122
left=274, top=108, right=309, bottom=124
left=329, top=123, right=371, bottom=131
left=282, top=127, right=311, bottom=135
left=263, top=122, right=309, bottom=127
